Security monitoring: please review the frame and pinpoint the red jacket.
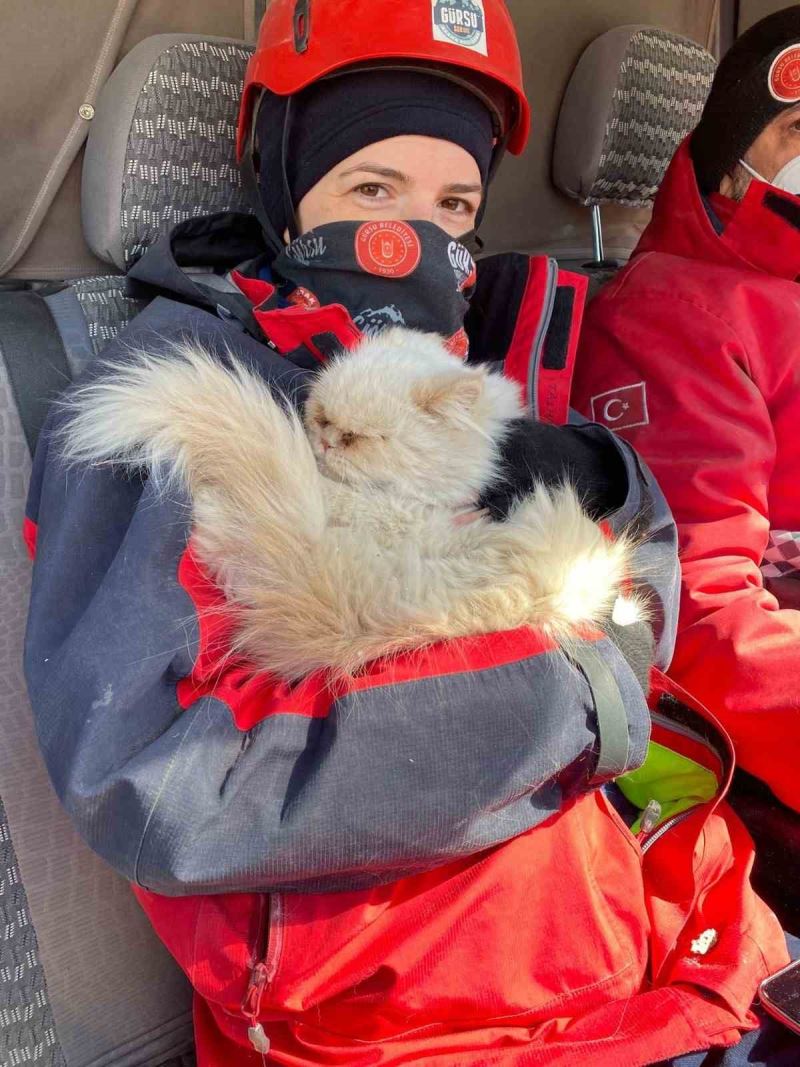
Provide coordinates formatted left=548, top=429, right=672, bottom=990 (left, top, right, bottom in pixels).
left=126, top=248, right=787, bottom=1065
left=573, top=139, right=800, bottom=813
left=136, top=671, right=788, bottom=1066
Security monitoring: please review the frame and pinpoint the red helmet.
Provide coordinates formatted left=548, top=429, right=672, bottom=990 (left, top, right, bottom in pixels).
left=237, top=0, right=530, bottom=160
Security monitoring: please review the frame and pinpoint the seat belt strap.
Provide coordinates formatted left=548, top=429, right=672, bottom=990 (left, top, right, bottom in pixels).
left=0, top=291, right=73, bottom=455
left=43, top=287, right=96, bottom=377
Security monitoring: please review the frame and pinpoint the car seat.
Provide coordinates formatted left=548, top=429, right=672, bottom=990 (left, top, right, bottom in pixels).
left=552, top=25, right=716, bottom=291
left=0, top=33, right=254, bottom=1066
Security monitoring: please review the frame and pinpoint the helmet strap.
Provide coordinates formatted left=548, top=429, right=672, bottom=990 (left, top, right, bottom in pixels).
left=239, top=89, right=287, bottom=256
left=460, top=133, right=509, bottom=255
left=281, top=95, right=302, bottom=242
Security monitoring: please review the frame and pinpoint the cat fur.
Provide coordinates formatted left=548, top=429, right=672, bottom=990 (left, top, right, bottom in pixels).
left=60, top=328, right=635, bottom=679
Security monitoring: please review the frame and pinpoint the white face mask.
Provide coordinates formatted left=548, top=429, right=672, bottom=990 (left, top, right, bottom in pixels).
left=739, top=154, right=800, bottom=196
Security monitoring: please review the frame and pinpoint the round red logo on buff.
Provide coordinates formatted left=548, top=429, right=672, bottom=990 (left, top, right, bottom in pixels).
left=769, top=45, right=800, bottom=102
left=355, top=221, right=422, bottom=279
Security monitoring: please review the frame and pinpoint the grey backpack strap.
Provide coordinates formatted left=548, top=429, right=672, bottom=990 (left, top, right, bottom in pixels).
left=568, top=642, right=631, bottom=782
left=0, top=291, right=72, bottom=455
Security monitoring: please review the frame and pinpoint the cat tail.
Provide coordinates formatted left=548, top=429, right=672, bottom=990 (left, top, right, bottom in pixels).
left=58, top=339, right=327, bottom=548
left=504, top=484, right=643, bottom=643
left=59, top=339, right=410, bottom=679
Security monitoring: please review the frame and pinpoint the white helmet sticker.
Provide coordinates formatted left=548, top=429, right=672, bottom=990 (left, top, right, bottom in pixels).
left=431, top=0, right=488, bottom=57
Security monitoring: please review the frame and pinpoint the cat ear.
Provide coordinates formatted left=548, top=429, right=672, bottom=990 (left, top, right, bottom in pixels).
left=412, top=369, right=485, bottom=420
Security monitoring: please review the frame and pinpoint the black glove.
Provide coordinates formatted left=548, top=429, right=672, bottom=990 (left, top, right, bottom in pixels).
left=479, top=418, right=628, bottom=522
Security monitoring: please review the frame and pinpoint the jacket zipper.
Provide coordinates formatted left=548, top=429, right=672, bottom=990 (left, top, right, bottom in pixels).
left=638, top=712, right=723, bottom=854
left=527, top=257, right=558, bottom=420
left=649, top=711, right=716, bottom=749
left=640, top=806, right=696, bottom=854
left=240, top=892, right=283, bottom=1059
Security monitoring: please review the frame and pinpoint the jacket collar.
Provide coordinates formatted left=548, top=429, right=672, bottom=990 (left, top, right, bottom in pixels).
left=637, top=138, right=800, bottom=282
left=127, top=211, right=267, bottom=333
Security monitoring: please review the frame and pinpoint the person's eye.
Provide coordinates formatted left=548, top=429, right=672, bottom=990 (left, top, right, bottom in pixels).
left=440, top=197, right=477, bottom=216
left=353, top=183, right=389, bottom=199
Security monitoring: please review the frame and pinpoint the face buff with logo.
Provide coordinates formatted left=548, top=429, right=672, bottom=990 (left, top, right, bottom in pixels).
left=270, top=219, right=478, bottom=357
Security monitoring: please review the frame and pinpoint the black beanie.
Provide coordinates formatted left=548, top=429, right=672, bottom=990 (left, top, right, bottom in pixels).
left=256, top=69, right=495, bottom=244
left=692, top=5, right=800, bottom=193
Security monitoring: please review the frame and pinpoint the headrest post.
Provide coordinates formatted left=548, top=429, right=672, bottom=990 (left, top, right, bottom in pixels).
left=591, top=204, right=605, bottom=265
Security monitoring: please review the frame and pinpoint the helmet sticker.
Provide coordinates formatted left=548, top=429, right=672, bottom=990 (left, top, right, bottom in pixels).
left=431, top=0, right=488, bottom=57
left=355, top=221, right=422, bottom=278
left=769, top=45, right=800, bottom=103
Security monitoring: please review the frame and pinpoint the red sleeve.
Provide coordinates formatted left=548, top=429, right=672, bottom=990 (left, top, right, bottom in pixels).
left=572, top=278, right=800, bottom=812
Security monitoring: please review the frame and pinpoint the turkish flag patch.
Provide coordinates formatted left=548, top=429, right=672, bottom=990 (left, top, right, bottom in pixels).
left=589, top=382, right=649, bottom=431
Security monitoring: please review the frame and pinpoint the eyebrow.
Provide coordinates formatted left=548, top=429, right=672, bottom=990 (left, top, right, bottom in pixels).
left=443, top=182, right=483, bottom=195
left=338, top=164, right=411, bottom=183
left=338, top=164, right=482, bottom=195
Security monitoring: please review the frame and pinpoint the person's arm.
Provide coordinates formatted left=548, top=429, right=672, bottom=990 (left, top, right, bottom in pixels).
left=24, top=302, right=665, bottom=896
left=480, top=416, right=678, bottom=680
left=574, top=288, right=800, bottom=812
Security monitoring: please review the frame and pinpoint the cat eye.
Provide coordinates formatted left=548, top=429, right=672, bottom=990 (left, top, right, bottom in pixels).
left=340, top=431, right=357, bottom=446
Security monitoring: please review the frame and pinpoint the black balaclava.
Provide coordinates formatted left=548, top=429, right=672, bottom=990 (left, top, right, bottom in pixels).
left=256, top=68, right=495, bottom=248
left=691, top=5, right=800, bottom=194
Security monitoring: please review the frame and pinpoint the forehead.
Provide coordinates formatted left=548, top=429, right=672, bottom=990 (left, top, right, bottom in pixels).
left=765, top=102, right=800, bottom=137
left=332, top=135, right=482, bottom=187
left=314, top=357, right=408, bottom=411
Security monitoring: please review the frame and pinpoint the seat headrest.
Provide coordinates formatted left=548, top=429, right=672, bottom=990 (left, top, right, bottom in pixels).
left=553, top=26, right=716, bottom=209
left=82, top=35, right=254, bottom=271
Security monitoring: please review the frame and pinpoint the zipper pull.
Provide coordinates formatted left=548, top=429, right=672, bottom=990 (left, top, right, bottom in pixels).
left=242, top=960, right=270, bottom=1018
left=640, top=798, right=662, bottom=835
left=247, top=1022, right=271, bottom=1055
left=242, top=960, right=271, bottom=1057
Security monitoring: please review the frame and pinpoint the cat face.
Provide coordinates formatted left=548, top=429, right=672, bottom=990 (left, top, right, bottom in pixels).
left=304, top=328, right=522, bottom=505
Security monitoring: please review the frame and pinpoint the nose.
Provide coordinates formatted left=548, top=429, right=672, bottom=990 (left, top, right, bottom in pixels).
left=395, top=194, right=436, bottom=224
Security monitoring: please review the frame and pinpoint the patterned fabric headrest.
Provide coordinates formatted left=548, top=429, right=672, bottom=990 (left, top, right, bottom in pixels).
left=553, top=26, right=716, bottom=208
left=82, top=35, right=254, bottom=271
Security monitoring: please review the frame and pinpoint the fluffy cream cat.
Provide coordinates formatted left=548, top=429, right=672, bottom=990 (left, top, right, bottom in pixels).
left=60, top=328, right=633, bottom=679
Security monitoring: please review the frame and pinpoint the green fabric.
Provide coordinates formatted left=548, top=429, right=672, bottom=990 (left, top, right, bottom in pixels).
left=618, top=741, right=718, bottom=833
